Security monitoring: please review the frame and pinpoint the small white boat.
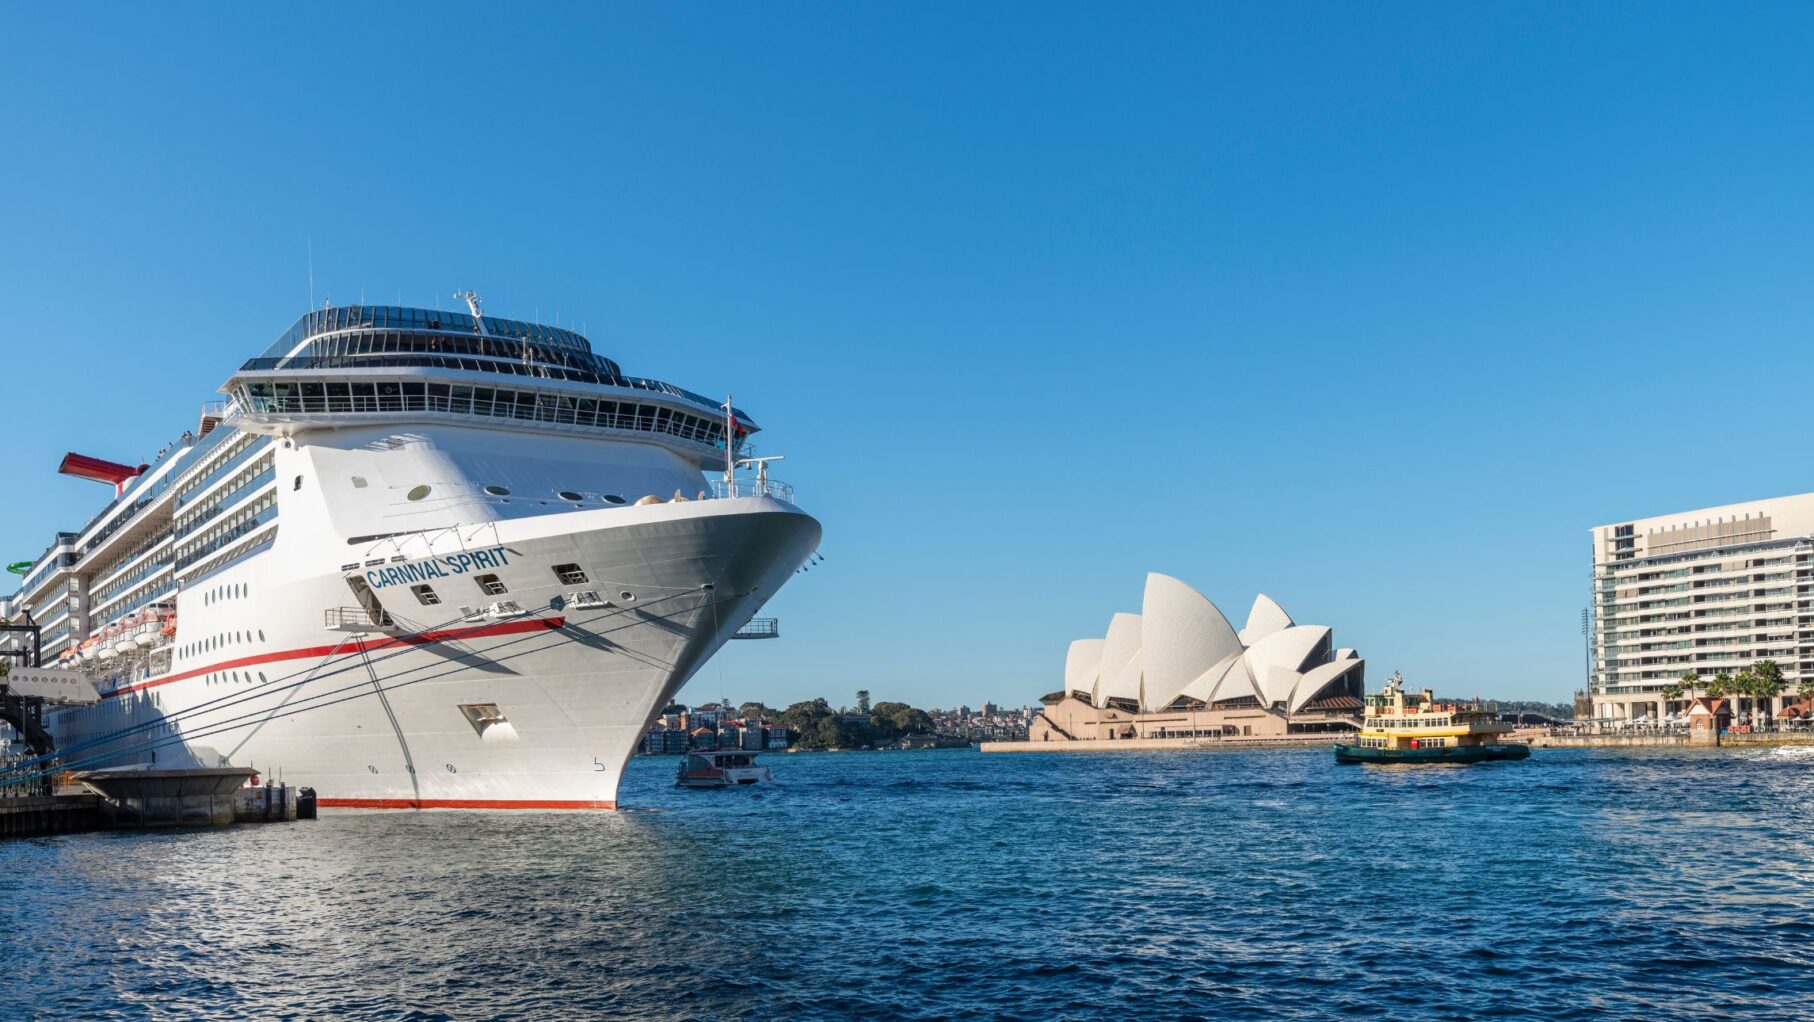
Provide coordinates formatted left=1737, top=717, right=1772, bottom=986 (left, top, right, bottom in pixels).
left=675, top=749, right=773, bottom=788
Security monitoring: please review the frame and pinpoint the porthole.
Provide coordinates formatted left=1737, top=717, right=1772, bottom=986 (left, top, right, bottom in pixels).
left=367, top=765, right=378, bottom=774
left=484, top=485, right=510, bottom=496
left=603, top=494, right=626, bottom=505
left=620, top=591, right=636, bottom=602
left=446, top=764, right=458, bottom=774
left=407, top=484, right=432, bottom=502
left=558, top=490, right=584, bottom=502
left=352, top=476, right=368, bottom=489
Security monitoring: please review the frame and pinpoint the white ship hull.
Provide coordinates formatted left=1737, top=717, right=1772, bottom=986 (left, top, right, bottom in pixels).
left=50, top=496, right=817, bottom=808
left=11, top=302, right=818, bottom=810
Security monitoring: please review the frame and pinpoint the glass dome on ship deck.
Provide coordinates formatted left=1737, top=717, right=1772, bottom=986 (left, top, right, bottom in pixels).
left=248, top=305, right=626, bottom=386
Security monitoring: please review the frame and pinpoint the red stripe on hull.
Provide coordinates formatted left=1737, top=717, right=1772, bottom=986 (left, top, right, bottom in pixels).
left=319, top=797, right=617, bottom=810
left=101, top=617, right=567, bottom=698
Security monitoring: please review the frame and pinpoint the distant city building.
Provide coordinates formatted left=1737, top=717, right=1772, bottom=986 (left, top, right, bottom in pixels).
left=1590, top=492, right=1814, bottom=721
left=1029, top=573, right=1363, bottom=743
left=639, top=704, right=791, bottom=755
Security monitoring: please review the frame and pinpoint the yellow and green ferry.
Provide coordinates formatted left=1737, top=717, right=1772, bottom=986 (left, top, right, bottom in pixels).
left=1333, top=672, right=1530, bottom=765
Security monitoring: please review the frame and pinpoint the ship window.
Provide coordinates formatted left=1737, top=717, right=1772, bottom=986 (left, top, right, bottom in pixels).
left=294, top=475, right=303, bottom=491
left=475, top=574, right=508, bottom=596
left=411, top=584, right=441, bottom=606
left=552, top=563, right=589, bottom=585
left=352, top=477, right=368, bottom=488
left=557, top=491, right=584, bottom=502
left=603, top=494, right=626, bottom=505
left=619, top=591, right=636, bottom=603
left=484, top=485, right=510, bottom=497
left=406, top=485, right=432, bottom=502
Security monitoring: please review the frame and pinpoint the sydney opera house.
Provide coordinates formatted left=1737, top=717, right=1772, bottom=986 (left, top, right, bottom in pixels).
left=1030, top=573, right=1366, bottom=743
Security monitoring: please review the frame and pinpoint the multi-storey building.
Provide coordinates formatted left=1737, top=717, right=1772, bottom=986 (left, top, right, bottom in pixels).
left=1590, top=492, right=1814, bottom=720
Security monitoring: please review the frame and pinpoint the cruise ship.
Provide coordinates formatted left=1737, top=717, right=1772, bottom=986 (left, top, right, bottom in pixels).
left=0, top=296, right=820, bottom=809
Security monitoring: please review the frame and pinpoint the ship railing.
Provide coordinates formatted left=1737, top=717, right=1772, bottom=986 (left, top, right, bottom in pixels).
left=731, top=617, right=779, bottom=640
left=238, top=393, right=752, bottom=461
left=709, top=478, right=795, bottom=504
left=324, top=607, right=398, bottom=632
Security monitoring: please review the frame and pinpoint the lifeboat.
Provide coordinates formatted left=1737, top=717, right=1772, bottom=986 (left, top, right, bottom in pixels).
left=97, top=641, right=119, bottom=661
left=77, top=637, right=101, bottom=662
left=134, top=620, right=158, bottom=647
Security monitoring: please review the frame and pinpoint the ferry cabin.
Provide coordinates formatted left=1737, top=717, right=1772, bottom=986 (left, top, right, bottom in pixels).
left=1354, top=677, right=1513, bottom=752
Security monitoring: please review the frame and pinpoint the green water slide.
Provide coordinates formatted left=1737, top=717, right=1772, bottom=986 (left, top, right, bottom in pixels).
left=6, top=562, right=31, bottom=576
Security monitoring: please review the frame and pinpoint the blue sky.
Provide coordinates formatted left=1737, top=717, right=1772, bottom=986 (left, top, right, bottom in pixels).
left=4, top=4, right=1813, bottom=709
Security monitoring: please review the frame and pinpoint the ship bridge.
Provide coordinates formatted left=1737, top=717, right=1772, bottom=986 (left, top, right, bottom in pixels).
left=224, top=303, right=758, bottom=469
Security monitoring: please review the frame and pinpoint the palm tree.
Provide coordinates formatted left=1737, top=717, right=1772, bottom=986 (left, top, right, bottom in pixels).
left=1679, top=671, right=1701, bottom=703
left=1707, top=672, right=1732, bottom=701
left=1733, top=669, right=1759, bottom=722
left=1660, top=683, right=1683, bottom=717
left=1754, top=659, right=1786, bottom=725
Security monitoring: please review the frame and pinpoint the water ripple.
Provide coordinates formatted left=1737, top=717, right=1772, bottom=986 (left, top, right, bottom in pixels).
left=6, top=747, right=1814, bottom=1019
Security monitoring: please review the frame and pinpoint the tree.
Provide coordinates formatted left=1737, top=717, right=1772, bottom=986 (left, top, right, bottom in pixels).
left=1734, top=669, right=1760, bottom=719
left=1754, top=660, right=1786, bottom=720
left=1678, top=671, right=1701, bottom=703
left=737, top=701, right=780, bottom=723
left=869, top=701, right=936, bottom=741
left=855, top=690, right=871, bottom=715
left=1707, top=673, right=1732, bottom=700
left=1799, top=676, right=1814, bottom=709
left=780, top=698, right=835, bottom=742
left=1661, top=683, right=1683, bottom=710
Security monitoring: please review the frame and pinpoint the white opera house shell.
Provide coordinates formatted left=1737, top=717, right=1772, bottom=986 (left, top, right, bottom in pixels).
left=1030, top=573, right=1365, bottom=743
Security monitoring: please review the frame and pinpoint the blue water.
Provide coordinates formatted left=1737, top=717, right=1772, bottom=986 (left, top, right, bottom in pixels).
left=4, top=746, right=1814, bottom=1021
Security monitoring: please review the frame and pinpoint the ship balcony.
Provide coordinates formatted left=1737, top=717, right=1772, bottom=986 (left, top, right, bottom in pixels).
left=732, top=618, right=779, bottom=640
left=227, top=380, right=754, bottom=467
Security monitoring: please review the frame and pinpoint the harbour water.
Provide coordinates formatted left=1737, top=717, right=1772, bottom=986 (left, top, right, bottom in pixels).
left=5, top=747, right=1814, bottom=1021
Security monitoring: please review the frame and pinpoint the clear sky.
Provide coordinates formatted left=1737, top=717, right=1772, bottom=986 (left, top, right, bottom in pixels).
left=4, top=4, right=1813, bottom=710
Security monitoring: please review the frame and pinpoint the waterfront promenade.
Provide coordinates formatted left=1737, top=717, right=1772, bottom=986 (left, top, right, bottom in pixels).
left=980, top=734, right=1345, bottom=753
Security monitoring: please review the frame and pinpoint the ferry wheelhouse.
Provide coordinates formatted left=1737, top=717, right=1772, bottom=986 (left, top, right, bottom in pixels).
left=0, top=294, right=820, bottom=809
left=675, top=749, right=773, bottom=788
left=1333, top=672, right=1530, bottom=764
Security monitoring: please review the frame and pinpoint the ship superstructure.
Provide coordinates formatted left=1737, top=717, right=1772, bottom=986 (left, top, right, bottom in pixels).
left=0, top=299, right=820, bottom=808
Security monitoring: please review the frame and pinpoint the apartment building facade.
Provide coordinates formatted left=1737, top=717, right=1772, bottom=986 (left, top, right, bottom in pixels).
left=1590, top=492, right=1814, bottom=720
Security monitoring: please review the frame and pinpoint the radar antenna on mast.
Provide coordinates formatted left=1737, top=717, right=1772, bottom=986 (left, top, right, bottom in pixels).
left=455, top=290, right=487, bottom=336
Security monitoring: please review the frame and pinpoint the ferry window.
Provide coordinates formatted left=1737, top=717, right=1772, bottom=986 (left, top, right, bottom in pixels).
left=557, top=491, right=584, bottom=503
left=603, top=494, right=626, bottom=505
left=450, top=386, right=473, bottom=414
left=294, top=475, right=303, bottom=491
left=475, top=574, right=508, bottom=597
left=484, top=485, right=510, bottom=497
left=406, top=485, right=432, bottom=502
left=325, top=382, right=351, bottom=399
left=553, top=564, right=589, bottom=585
left=411, top=584, right=441, bottom=606
left=351, top=477, right=368, bottom=488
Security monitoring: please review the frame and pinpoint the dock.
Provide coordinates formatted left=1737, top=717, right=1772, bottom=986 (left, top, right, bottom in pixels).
left=0, top=795, right=100, bottom=839
left=979, top=735, right=1352, bottom=753
left=0, top=770, right=313, bottom=839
